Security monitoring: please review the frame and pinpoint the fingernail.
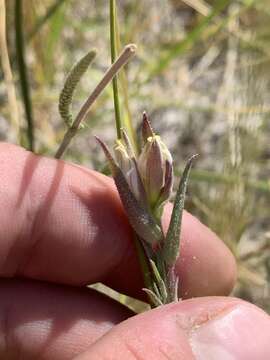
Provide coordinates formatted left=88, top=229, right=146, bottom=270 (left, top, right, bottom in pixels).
left=189, top=303, right=270, bottom=359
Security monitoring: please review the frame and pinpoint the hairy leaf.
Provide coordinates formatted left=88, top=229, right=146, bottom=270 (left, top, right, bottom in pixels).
left=163, top=155, right=198, bottom=266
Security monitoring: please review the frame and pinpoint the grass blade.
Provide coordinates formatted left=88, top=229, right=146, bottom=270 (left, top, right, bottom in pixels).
left=0, top=0, right=20, bottom=141
left=15, top=0, right=34, bottom=151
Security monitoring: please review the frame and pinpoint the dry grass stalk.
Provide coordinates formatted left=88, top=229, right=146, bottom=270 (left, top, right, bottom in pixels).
left=0, top=0, right=20, bottom=139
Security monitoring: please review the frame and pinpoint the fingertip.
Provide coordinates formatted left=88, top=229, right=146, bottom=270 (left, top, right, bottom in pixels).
left=186, top=298, right=270, bottom=359
left=76, top=297, right=270, bottom=360
left=76, top=300, right=195, bottom=360
left=0, top=142, right=132, bottom=285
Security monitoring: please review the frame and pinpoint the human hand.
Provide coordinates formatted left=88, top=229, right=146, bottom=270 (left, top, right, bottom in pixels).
left=0, top=143, right=269, bottom=359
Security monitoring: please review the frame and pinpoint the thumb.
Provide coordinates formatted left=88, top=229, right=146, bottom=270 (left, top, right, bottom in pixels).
left=75, top=297, right=270, bottom=360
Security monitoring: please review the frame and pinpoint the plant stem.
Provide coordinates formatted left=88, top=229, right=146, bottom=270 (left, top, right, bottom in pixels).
left=55, top=44, right=137, bottom=159
left=0, top=0, right=20, bottom=141
left=114, top=10, right=139, bottom=154
left=15, top=0, right=34, bottom=151
left=110, top=0, right=122, bottom=139
left=133, top=235, right=153, bottom=293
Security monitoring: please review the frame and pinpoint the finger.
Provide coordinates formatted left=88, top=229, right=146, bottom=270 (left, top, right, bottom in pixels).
left=75, top=297, right=270, bottom=360
left=0, top=143, right=132, bottom=283
left=0, top=143, right=236, bottom=299
left=0, top=279, right=132, bottom=360
left=104, top=207, right=236, bottom=299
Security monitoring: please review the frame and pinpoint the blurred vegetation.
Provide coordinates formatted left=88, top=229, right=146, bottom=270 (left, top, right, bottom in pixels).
left=0, top=0, right=269, bottom=312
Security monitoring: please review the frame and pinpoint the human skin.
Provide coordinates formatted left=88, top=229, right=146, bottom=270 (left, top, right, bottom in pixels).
left=0, top=142, right=269, bottom=359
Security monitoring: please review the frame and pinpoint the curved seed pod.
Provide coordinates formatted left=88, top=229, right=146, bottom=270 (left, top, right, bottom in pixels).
left=96, top=136, right=164, bottom=248
left=59, top=50, right=96, bottom=127
left=163, top=154, right=198, bottom=266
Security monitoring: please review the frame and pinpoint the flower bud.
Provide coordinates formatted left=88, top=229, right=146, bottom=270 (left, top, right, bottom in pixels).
left=138, top=134, right=173, bottom=208
left=113, top=139, right=140, bottom=200
left=96, top=136, right=163, bottom=248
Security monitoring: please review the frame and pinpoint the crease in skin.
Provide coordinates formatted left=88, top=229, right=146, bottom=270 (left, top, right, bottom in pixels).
left=125, top=341, right=146, bottom=360
left=175, top=303, right=237, bottom=334
left=158, top=345, right=185, bottom=360
left=191, top=305, right=237, bottom=331
left=186, top=304, right=240, bottom=360
left=189, top=304, right=270, bottom=360
left=2, top=305, right=9, bottom=356
left=0, top=303, right=20, bottom=359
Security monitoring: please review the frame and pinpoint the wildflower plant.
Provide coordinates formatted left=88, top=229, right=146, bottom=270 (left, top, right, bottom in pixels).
left=96, top=113, right=197, bottom=307
left=55, top=0, right=197, bottom=308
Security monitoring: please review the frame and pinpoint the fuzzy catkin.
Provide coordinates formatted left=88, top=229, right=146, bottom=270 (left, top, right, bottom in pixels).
left=58, top=50, right=96, bottom=127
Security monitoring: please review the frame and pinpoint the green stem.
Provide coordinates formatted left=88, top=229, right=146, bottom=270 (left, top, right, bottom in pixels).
left=15, top=0, right=34, bottom=151
left=110, top=0, right=122, bottom=139
left=133, top=235, right=153, bottom=293
left=114, top=13, right=139, bottom=154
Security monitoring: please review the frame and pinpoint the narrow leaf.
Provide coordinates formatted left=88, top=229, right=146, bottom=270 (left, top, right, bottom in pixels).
left=143, top=288, right=163, bottom=307
left=153, top=282, right=161, bottom=299
left=121, top=128, right=135, bottom=158
left=163, top=155, right=198, bottom=266
left=95, top=136, right=118, bottom=176
left=149, top=259, right=168, bottom=302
